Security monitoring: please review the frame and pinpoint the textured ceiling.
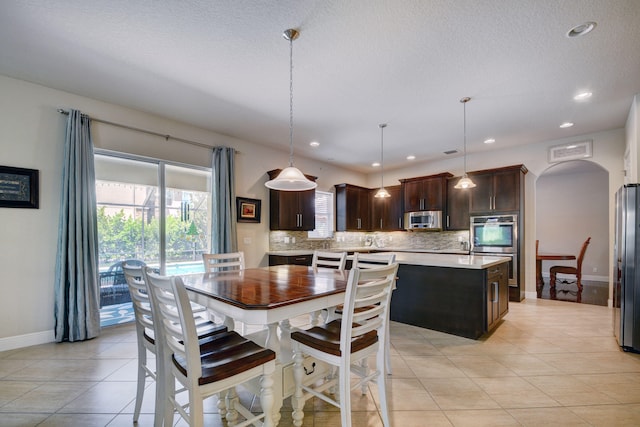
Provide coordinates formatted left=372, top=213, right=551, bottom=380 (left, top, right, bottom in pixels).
left=1, top=0, right=639, bottom=173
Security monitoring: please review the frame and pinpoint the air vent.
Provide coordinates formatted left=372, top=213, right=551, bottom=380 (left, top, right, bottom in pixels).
left=548, top=140, right=592, bottom=163
left=444, top=149, right=458, bottom=155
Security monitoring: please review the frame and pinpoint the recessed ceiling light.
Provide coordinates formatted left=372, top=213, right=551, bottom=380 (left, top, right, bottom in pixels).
left=406, top=155, right=416, bottom=160
left=372, top=162, right=380, bottom=167
left=566, top=21, right=597, bottom=38
left=309, top=141, right=320, bottom=147
left=484, top=138, right=495, bottom=144
left=574, top=91, right=593, bottom=101
left=560, top=122, right=574, bottom=128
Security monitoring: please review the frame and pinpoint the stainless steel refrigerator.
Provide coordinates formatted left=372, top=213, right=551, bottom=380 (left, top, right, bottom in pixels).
left=614, top=184, right=640, bottom=353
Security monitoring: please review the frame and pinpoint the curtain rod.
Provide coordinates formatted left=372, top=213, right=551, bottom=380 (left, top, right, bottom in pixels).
left=57, top=108, right=235, bottom=152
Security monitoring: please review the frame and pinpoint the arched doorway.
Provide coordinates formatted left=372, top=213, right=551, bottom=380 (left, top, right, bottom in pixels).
left=535, top=159, right=609, bottom=305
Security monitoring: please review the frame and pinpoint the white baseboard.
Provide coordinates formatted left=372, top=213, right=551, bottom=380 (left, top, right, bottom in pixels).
left=0, top=330, right=55, bottom=352
left=524, top=291, right=538, bottom=300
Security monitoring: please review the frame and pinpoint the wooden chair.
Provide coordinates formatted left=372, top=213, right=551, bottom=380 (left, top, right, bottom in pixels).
left=311, top=250, right=347, bottom=270
left=144, top=269, right=276, bottom=427
left=122, top=262, right=227, bottom=427
left=291, top=263, right=399, bottom=427
left=202, top=252, right=245, bottom=272
left=550, top=237, right=591, bottom=291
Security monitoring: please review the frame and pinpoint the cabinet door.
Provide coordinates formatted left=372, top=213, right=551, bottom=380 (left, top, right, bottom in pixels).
left=446, top=178, right=470, bottom=230
left=497, top=263, right=509, bottom=318
left=493, top=170, right=520, bottom=212
left=486, top=266, right=501, bottom=330
left=468, top=173, right=494, bottom=213
left=403, top=180, right=423, bottom=212
left=423, top=178, right=444, bottom=210
left=298, top=189, right=316, bottom=230
left=355, top=187, right=371, bottom=230
left=372, top=185, right=403, bottom=231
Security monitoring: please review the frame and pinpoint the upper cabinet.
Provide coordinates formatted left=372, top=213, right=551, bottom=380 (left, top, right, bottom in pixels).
left=335, top=183, right=372, bottom=231
left=468, top=165, right=527, bottom=214
left=371, top=185, right=403, bottom=231
left=445, top=177, right=470, bottom=230
left=401, top=172, right=453, bottom=212
left=267, top=169, right=317, bottom=231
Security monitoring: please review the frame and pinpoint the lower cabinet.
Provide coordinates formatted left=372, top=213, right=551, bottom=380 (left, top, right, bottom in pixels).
left=390, top=261, right=509, bottom=339
left=486, top=262, right=509, bottom=331
left=268, top=254, right=313, bottom=266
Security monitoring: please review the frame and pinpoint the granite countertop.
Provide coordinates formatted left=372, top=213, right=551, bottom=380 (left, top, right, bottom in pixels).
left=268, top=249, right=507, bottom=269
left=374, top=251, right=510, bottom=269
left=268, top=247, right=469, bottom=256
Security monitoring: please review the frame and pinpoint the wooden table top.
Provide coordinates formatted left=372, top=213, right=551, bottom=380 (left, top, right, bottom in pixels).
left=182, top=265, right=349, bottom=310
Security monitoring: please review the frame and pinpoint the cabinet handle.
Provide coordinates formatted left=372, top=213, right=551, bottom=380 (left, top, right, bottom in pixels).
left=493, top=281, right=499, bottom=303
left=446, top=215, right=450, bottom=228
left=399, top=217, right=402, bottom=229
left=357, top=218, right=361, bottom=229
left=380, top=218, right=383, bottom=229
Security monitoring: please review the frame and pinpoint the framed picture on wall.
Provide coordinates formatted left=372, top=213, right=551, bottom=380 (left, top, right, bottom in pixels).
left=236, top=197, right=261, bottom=223
left=0, top=165, right=39, bottom=209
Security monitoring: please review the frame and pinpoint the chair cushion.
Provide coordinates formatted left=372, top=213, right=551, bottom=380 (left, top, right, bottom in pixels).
left=172, top=331, right=275, bottom=386
left=291, top=319, right=378, bottom=357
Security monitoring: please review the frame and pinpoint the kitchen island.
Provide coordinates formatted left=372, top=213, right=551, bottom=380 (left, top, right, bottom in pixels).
left=379, top=252, right=510, bottom=339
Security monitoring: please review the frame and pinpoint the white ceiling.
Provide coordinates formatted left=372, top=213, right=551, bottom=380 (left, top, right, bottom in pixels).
left=1, top=1, right=639, bottom=173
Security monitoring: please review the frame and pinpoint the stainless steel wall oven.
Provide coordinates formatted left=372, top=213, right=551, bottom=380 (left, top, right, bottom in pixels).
left=470, top=214, right=518, bottom=286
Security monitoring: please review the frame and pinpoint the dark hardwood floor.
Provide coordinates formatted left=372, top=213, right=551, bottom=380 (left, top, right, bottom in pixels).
left=537, top=279, right=609, bottom=306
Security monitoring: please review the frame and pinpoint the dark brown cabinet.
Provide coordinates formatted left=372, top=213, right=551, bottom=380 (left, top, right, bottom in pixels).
left=269, top=254, right=312, bottom=266
left=468, top=165, right=526, bottom=214
left=445, top=177, right=470, bottom=230
left=335, top=183, right=371, bottom=231
left=371, top=185, right=403, bottom=231
left=267, top=170, right=316, bottom=231
left=401, top=173, right=452, bottom=212
left=486, top=262, right=509, bottom=331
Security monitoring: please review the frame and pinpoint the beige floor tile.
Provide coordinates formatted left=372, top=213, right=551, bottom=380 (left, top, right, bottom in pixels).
left=443, top=408, right=521, bottom=426
left=0, top=380, right=42, bottom=406
left=447, top=355, right=517, bottom=378
left=38, top=413, right=117, bottom=426
left=370, top=378, right=439, bottom=411
left=5, top=358, right=130, bottom=382
left=490, top=390, right=561, bottom=409
left=430, top=391, right=500, bottom=410
left=420, top=377, right=483, bottom=396
left=490, top=354, right=560, bottom=376
left=389, top=410, right=454, bottom=426
left=568, top=403, right=640, bottom=427
left=59, top=380, right=138, bottom=413
left=313, top=410, right=383, bottom=426
left=523, top=374, right=595, bottom=395
left=0, top=413, right=50, bottom=427
left=107, top=413, right=157, bottom=426
left=0, top=381, right=96, bottom=413
left=403, top=356, right=466, bottom=378
left=507, top=407, right=591, bottom=426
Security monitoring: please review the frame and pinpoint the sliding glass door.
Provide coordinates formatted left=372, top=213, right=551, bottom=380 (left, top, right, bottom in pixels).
left=95, top=153, right=211, bottom=325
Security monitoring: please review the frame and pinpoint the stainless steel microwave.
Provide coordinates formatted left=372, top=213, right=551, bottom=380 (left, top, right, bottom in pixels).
left=404, top=211, right=443, bottom=231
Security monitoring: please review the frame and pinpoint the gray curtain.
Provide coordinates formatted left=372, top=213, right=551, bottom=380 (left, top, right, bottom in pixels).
left=54, top=109, right=100, bottom=342
left=211, top=146, right=237, bottom=253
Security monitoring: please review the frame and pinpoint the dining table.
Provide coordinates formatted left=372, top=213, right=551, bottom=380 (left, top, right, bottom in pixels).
left=536, top=252, right=576, bottom=289
left=181, top=264, right=350, bottom=422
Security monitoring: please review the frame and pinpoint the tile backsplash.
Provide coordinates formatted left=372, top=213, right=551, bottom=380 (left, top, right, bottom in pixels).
left=270, top=230, right=470, bottom=252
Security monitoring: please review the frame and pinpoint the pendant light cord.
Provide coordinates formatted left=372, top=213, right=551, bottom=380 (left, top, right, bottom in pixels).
left=463, top=100, right=467, bottom=175
left=380, top=123, right=387, bottom=188
left=288, top=34, right=294, bottom=167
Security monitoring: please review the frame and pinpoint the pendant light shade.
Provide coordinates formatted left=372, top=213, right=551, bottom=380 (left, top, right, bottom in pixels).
left=265, top=29, right=317, bottom=191
left=374, top=123, right=391, bottom=198
left=454, top=97, right=476, bottom=189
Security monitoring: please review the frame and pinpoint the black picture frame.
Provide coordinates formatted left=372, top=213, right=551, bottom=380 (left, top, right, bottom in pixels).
left=0, top=166, right=39, bottom=209
left=236, top=197, right=261, bottom=223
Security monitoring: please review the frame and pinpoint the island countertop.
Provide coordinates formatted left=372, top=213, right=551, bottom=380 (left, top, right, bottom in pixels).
left=269, top=250, right=509, bottom=269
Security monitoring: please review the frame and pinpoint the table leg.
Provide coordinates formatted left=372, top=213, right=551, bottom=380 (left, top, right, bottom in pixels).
left=536, top=259, right=544, bottom=289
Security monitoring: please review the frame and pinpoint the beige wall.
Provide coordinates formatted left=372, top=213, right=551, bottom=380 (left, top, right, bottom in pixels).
left=0, top=75, right=365, bottom=349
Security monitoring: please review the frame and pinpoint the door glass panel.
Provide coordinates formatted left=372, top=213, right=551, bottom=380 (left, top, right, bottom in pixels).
left=164, top=164, right=211, bottom=275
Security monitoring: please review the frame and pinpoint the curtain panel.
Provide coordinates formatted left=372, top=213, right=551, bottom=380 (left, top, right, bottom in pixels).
left=211, top=147, right=237, bottom=253
left=54, top=109, right=100, bottom=342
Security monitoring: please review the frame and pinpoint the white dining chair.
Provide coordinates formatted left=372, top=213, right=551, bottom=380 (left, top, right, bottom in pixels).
left=311, top=250, right=347, bottom=270
left=202, top=252, right=245, bottom=272
left=122, top=262, right=227, bottom=427
left=144, top=269, right=276, bottom=427
left=291, top=263, right=398, bottom=427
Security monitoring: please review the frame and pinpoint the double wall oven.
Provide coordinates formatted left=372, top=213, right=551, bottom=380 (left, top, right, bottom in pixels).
left=470, top=214, right=518, bottom=286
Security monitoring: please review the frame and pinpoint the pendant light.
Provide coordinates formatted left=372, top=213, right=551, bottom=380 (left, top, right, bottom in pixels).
left=454, top=97, right=476, bottom=189
left=374, top=123, right=391, bottom=198
left=265, top=29, right=317, bottom=191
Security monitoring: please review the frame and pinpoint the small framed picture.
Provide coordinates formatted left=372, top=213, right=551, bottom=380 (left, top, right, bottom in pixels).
left=0, top=165, right=39, bottom=209
left=236, top=197, right=261, bottom=223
